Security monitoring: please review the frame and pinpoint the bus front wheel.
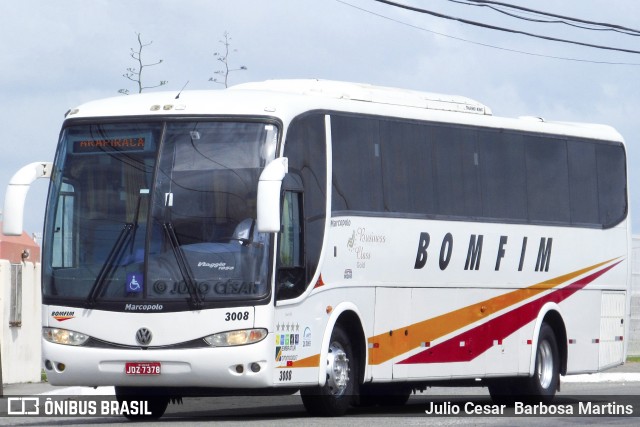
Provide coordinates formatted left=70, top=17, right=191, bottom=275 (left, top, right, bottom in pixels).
left=114, top=386, right=170, bottom=420
left=301, top=324, right=357, bottom=416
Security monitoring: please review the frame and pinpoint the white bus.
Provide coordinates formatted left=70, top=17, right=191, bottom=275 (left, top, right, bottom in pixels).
left=3, top=80, right=630, bottom=418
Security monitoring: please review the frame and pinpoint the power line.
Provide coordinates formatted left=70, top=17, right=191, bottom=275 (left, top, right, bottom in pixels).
left=370, top=0, right=640, bottom=55
left=335, top=0, right=640, bottom=66
left=455, top=0, right=640, bottom=36
left=447, top=0, right=640, bottom=34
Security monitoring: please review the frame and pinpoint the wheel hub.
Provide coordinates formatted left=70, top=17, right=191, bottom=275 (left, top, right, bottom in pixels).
left=326, top=342, right=350, bottom=396
left=537, top=339, right=554, bottom=389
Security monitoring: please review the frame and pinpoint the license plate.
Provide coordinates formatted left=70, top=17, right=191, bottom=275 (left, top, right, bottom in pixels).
left=125, top=362, right=161, bottom=375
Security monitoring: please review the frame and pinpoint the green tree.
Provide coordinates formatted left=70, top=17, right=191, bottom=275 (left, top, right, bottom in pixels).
left=119, top=32, right=167, bottom=95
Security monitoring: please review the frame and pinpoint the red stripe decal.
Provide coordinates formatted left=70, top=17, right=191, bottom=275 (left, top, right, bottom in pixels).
left=398, top=261, right=620, bottom=364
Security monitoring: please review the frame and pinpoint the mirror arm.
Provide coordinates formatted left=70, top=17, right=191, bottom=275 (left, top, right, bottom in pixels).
left=256, top=157, right=288, bottom=233
left=3, top=162, right=52, bottom=236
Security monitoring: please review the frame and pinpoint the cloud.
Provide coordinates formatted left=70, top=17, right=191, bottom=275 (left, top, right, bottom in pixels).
left=2, top=0, right=640, bottom=233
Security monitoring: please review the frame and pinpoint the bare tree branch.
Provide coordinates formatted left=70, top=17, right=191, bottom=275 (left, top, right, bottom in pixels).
left=209, top=31, right=247, bottom=88
left=119, top=32, right=167, bottom=94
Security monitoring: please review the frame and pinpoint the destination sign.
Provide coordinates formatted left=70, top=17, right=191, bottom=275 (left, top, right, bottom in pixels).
left=72, top=137, right=146, bottom=153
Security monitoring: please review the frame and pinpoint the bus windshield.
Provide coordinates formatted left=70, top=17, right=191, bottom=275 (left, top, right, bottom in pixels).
left=43, top=120, right=278, bottom=310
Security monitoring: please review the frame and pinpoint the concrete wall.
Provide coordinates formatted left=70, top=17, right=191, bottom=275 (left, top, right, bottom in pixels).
left=0, top=260, right=41, bottom=384
left=629, top=235, right=640, bottom=356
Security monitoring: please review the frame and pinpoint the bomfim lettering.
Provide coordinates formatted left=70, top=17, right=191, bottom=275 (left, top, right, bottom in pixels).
left=414, top=232, right=553, bottom=273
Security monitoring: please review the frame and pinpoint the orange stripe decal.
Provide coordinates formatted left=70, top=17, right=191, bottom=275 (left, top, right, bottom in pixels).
left=399, top=261, right=621, bottom=364
left=278, top=353, right=321, bottom=369
left=367, top=258, right=618, bottom=365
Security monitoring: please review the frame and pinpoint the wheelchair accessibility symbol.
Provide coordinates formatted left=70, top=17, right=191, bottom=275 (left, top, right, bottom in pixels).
left=126, top=272, right=143, bottom=293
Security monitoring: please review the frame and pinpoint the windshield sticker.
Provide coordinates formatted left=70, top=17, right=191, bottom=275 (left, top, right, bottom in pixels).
left=303, top=327, right=312, bottom=348
left=197, top=262, right=235, bottom=271
left=126, top=273, right=143, bottom=293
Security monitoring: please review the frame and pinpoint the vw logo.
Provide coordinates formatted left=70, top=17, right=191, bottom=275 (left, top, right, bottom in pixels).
left=135, top=327, right=153, bottom=346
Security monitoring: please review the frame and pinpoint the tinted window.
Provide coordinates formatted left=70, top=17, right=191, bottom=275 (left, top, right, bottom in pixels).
left=478, top=131, right=527, bottom=221
left=332, top=116, right=383, bottom=212
left=433, top=126, right=481, bottom=217
left=327, top=113, right=626, bottom=229
left=285, top=114, right=327, bottom=291
left=597, top=144, right=627, bottom=227
left=525, top=135, right=570, bottom=223
left=380, top=120, right=435, bottom=214
left=568, top=140, right=599, bottom=224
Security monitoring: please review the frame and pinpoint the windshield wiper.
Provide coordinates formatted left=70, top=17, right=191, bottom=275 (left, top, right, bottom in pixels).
left=163, top=222, right=203, bottom=309
left=86, top=192, right=147, bottom=307
left=87, top=223, right=134, bottom=306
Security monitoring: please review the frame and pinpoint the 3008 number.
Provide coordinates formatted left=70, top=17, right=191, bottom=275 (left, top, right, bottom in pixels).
left=279, top=370, right=292, bottom=381
left=225, top=311, right=250, bottom=321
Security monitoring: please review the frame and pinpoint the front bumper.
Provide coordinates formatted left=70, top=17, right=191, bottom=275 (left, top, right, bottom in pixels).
left=43, top=334, right=275, bottom=388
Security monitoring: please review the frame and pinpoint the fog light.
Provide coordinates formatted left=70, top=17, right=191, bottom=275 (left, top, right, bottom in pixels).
left=235, top=365, right=244, bottom=374
left=56, top=363, right=66, bottom=372
left=44, top=360, right=53, bottom=370
left=250, top=363, right=261, bottom=373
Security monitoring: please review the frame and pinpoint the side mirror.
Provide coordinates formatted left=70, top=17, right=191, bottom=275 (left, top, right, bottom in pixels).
left=3, top=162, right=52, bottom=236
left=256, top=157, right=288, bottom=233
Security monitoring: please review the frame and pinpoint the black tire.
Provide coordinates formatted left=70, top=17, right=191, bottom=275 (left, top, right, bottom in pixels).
left=488, top=378, right=517, bottom=406
left=511, top=323, right=560, bottom=403
left=300, top=325, right=357, bottom=416
left=115, top=386, right=170, bottom=420
left=358, top=383, right=411, bottom=407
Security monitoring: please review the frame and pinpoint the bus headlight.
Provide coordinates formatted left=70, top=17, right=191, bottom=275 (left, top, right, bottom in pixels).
left=204, top=328, right=267, bottom=347
left=43, top=327, right=89, bottom=346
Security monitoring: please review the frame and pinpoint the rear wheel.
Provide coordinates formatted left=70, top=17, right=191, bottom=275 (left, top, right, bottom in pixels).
left=489, top=323, right=560, bottom=405
left=301, top=325, right=357, bottom=416
left=488, top=378, right=516, bottom=406
left=524, top=323, right=560, bottom=402
left=489, top=323, right=559, bottom=405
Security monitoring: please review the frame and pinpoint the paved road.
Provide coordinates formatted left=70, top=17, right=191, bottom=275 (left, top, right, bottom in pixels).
left=2, top=363, right=640, bottom=426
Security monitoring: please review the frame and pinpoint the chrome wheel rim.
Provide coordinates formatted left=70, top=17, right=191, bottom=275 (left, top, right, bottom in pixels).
left=537, top=339, right=554, bottom=390
left=326, top=342, right=350, bottom=396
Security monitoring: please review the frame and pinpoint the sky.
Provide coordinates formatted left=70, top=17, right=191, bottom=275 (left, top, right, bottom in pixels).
left=1, top=0, right=639, bottom=236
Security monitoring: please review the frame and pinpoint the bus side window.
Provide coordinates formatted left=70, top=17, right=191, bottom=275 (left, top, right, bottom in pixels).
left=52, top=182, right=76, bottom=268
left=277, top=191, right=305, bottom=300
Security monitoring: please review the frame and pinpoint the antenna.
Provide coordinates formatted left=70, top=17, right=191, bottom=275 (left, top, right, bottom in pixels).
left=175, top=81, right=189, bottom=99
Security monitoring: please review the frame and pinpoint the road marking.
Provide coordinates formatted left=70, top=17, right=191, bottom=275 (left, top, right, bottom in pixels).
left=40, top=386, right=115, bottom=395
left=562, top=373, right=640, bottom=383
